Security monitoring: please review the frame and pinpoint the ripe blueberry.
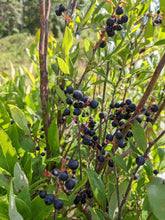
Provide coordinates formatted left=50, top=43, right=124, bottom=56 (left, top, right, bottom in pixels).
left=153, top=169, right=159, bottom=175
left=146, top=117, right=152, bottom=122
left=66, top=86, right=73, bottom=94
left=126, top=99, right=131, bottom=105
left=89, top=100, right=98, bottom=109
left=116, top=6, right=124, bottom=15
left=44, top=194, right=55, bottom=205
left=54, top=199, right=63, bottom=210
left=136, top=117, right=142, bottom=123
left=59, top=4, right=66, bottom=12
left=115, top=132, right=123, bottom=140
left=106, top=17, right=115, bottom=27
left=121, top=15, right=128, bottom=23
left=59, top=171, right=69, bottom=181
left=73, top=90, right=83, bottom=100
left=68, top=159, right=79, bottom=170
left=74, top=195, right=81, bottom=204
left=106, top=28, right=115, bottom=37
left=106, top=134, right=113, bottom=141
left=63, top=108, right=70, bottom=116
left=98, top=155, right=105, bottom=162
left=108, top=159, right=114, bottom=167
left=151, top=104, right=159, bottom=112
left=110, top=103, right=115, bottom=108
left=66, top=97, right=73, bottom=105
left=55, top=9, right=62, bottom=16
left=99, top=112, right=105, bottom=119
left=39, top=190, right=47, bottom=199
left=83, top=136, right=90, bottom=145
left=52, top=168, right=60, bottom=176
left=136, top=156, right=145, bottom=165
left=118, top=140, right=126, bottom=148
left=36, top=146, right=40, bottom=151
left=112, top=121, right=118, bottom=127
left=41, top=152, right=45, bottom=156
left=78, top=101, right=85, bottom=108
left=73, top=108, right=81, bottom=116
left=99, top=41, right=106, bottom=48
left=65, top=179, right=75, bottom=190
left=11, top=120, right=15, bottom=124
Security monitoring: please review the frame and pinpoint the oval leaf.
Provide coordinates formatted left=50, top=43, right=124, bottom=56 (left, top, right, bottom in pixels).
left=0, top=128, right=18, bottom=176
left=9, top=105, right=30, bottom=136
left=62, top=27, right=73, bottom=55
left=84, top=168, right=106, bottom=210
left=132, top=119, right=147, bottom=152
left=9, top=183, right=23, bottom=220
left=57, top=57, right=70, bottom=74
left=48, top=119, right=59, bottom=156
left=147, top=183, right=165, bottom=220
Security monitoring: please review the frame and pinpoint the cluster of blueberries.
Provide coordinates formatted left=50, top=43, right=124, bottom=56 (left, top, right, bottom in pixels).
left=60, top=86, right=160, bottom=167
left=55, top=4, right=66, bottom=16
left=61, top=86, right=98, bottom=118
left=74, top=189, right=93, bottom=205
left=100, top=6, right=128, bottom=48
left=39, top=159, right=79, bottom=210
left=153, top=10, right=162, bottom=25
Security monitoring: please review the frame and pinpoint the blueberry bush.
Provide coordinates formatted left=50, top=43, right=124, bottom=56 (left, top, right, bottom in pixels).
left=0, top=0, right=165, bottom=219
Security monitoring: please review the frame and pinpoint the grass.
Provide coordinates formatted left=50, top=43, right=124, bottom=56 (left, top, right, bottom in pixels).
left=0, top=33, right=32, bottom=74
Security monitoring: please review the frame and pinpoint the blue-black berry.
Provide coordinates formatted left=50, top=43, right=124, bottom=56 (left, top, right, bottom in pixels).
left=73, top=90, right=83, bottom=100
left=39, top=190, right=47, bottom=199
left=54, top=199, right=63, bottom=210
left=89, top=100, right=98, bottom=109
left=136, top=156, right=145, bottom=165
left=65, top=179, right=75, bottom=190
left=68, top=159, right=79, bottom=170
left=59, top=171, right=69, bottom=181
left=44, top=194, right=55, bottom=205
left=52, top=168, right=60, bottom=176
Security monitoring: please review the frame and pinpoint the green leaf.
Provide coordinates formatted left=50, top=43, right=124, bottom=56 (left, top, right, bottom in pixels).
left=128, top=139, right=143, bottom=155
left=144, top=17, right=154, bottom=41
left=56, top=86, right=66, bottom=104
left=32, top=119, right=40, bottom=139
left=109, top=152, right=128, bottom=172
left=20, top=136, right=35, bottom=153
left=0, top=195, right=9, bottom=220
left=132, top=119, right=147, bottom=153
left=84, top=168, right=106, bottom=210
left=15, top=197, right=31, bottom=220
left=0, top=128, right=18, bottom=176
left=57, top=57, right=70, bottom=74
left=80, top=0, right=96, bottom=27
left=8, top=123, right=22, bottom=153
left=147, top=183, right=165, bottom=220
left=160, top=0, right=165, bottom=11
left=45, top=155, right=62, bottom=164
left=9, top=183, right=23, bottom=220
left=109, top=181, right=129, bottom=219
left=62, top=27, right=73, bottom=55
left=0, top=173, right=10, bottom=190
left=31, top=196, right=53, bottom=220
left=90, top=208, right=100, bottom=220
left=154, top=134, right=165, bottom=149
left=9, top=105, right=30, bottom=136
left=14, top=163, right=28, bottom=193
left=48, top=119, right=59, bottom=156
left=154, top=39, right=165, bottom=46
left=0, top=99, right=10, bottom=131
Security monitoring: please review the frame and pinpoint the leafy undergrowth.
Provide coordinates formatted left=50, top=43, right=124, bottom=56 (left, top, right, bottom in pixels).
left=0, top=33, right=32, bottom=74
